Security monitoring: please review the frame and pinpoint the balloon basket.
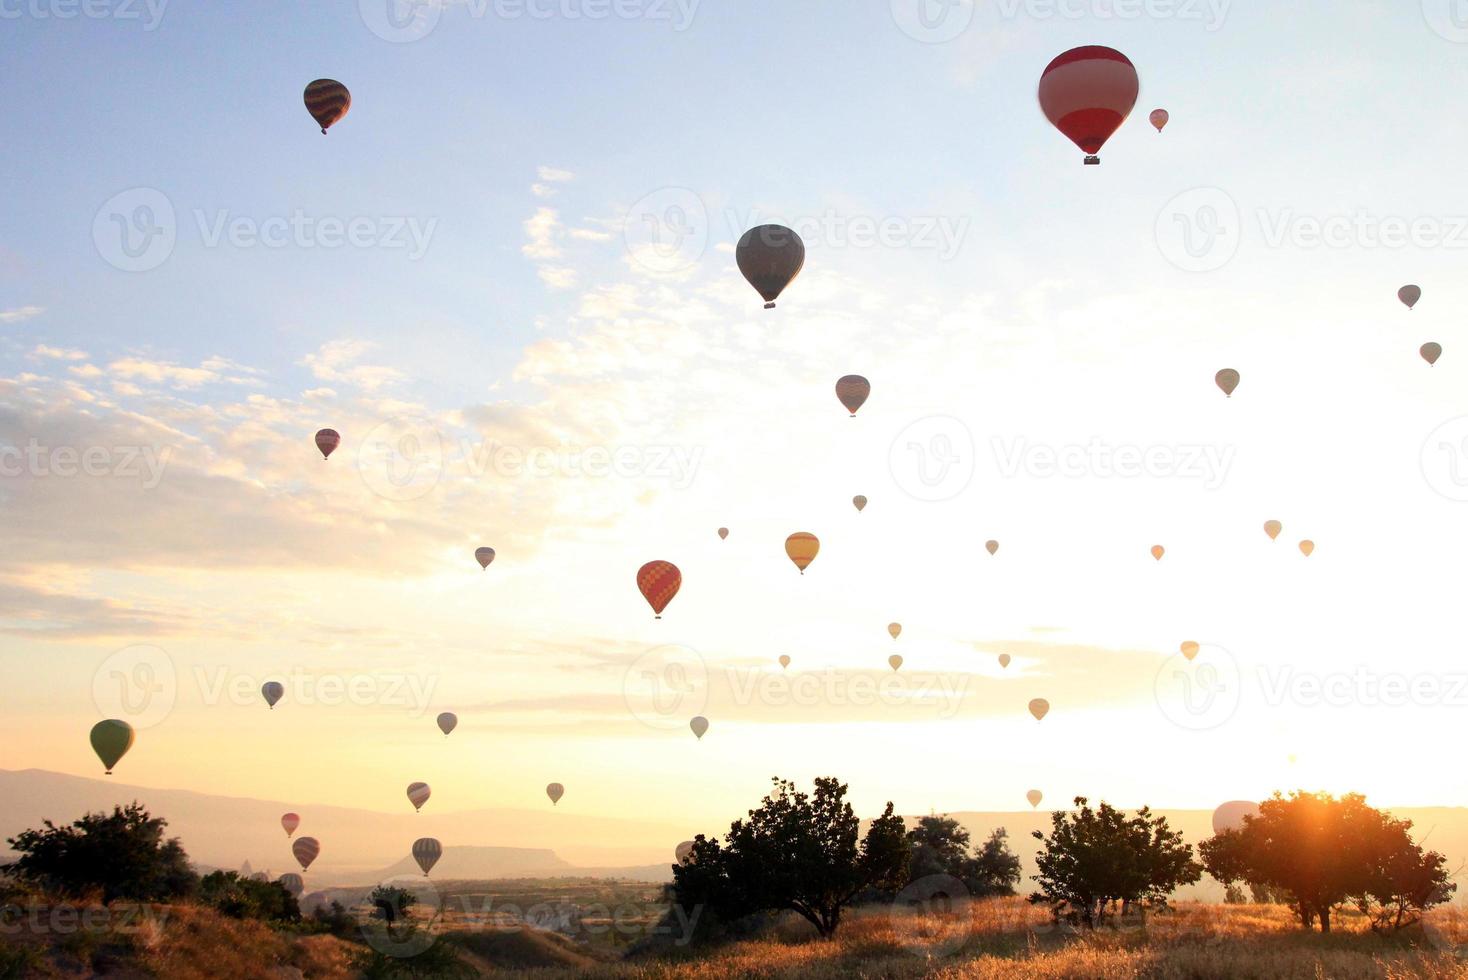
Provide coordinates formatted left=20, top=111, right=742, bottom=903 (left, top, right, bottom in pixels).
left=1083, top=155, right=1100, bottom=165
left=764, top=302, right=775, bottom=309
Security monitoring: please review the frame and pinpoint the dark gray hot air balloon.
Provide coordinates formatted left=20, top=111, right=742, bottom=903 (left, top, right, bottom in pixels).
left=736, top=225, right=805, bottom=308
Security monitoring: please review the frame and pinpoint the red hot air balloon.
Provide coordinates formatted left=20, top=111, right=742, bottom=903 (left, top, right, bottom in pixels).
left=736, top=225, right=805, bottom=308
left=304, top=79, right=351, bottom=134
left=835, top=376, right=871, bottom=417
left=1038, top=46, right=1139, bottom=165
left=1149, top=108, right=1169, bottom=132
left=281, top=812, right=300, bottom=838
left=637, top=560, right=682, bottom=619
left=314, top=429, right=340, bottom=460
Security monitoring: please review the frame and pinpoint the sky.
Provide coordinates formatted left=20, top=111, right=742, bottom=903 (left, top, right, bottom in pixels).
left=5, top=0, right=1468, bottom=842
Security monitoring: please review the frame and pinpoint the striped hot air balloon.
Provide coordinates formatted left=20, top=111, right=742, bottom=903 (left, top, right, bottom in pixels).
left=835, top=376, right=871, bottom=417
left=406, top=782, right=431, bottom=812
left=314, top=428, right=340, bottom=460
left=281, top=812, right=300, bottom=837
left=412, top=837, right=442, bottom=876
left=278, top=873, right=304, bottom=897
left=785, top=532, right=819, bottom=574
left=1038, top=46, right=1139, bottom=165
left=475, top=547, right=495, bottom=569
left=546, top=783, right=564, bottom=806
left=304, top=79, right=351, bottom=134
left=292, top=836, right=320, bottom=872
left=636, top=560, right=682, bottom=619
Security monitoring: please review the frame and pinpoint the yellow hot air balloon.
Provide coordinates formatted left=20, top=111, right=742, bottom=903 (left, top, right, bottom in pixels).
left=998, top=654, right=1011, bottom=669
left=1028, top=698, right=1050, bottom=721
left=1026, top=789, right=1043, bottom=809
left=888, top=622, right=902, bottom=640
left=785, top=532, right=819, bottom=574
left=985, top=540, right=999, bottom=556
left=1299, top=540, right=1315, bottom=557
left=1180, top=641, right=1200, bottom=661
left=778, top=654, right=791, bottom=670
left=1263, top=520, right=1282, bottom=541
left=1150, top=545, right=1165, bottom=561
left=888, top=654, right=903, bottom=672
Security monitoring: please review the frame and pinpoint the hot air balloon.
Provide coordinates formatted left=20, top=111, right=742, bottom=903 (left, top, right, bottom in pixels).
left=292, top=836, right=320, bottom=872
left=717, top=527, right=728, bottom=540
left=1028, top=698, right=1050, bottom=721
left=1216, top=368, right=1240, bottom=398
left=406, top=782, right=431, bottom=812
left=736, top=225, right=805, bottom=308
left=1264, top=520, right=1282, bottom=541
left=689, top=716, right=709, bottom=740
left=261, top=681, right=284, bottom=710
left=314, top=428, right=340, bottom=460
left=304, top=79, right=351, bottom=134
left=985, top=540, right=999, bottom=556
left=835, top=375, right=871, bottom=417
left=778, top=654, right=791, bottom=669
left=436, top=712, right=457, bottom=736
left=1299, top=540, right=1315, bottom=557
left=546, top=783, right=564, bottom=806
left=1422, top=342, right=1442, bottom=366
left=675, top=840, right=696, bottom=865
left=1038, top=46, right=1139, bottom=165
left=1399, top=284, right=1422, bottom=310
left=1180, top=641, right=1199, bottom=661
left=411, top=837, right=443, bottom=876
left=281, top=813, right=300, bottom=837
left=888, top=654, right=903, bottom=672
left=89, top=719, right=134, bottom=775
left=1149, top=108, right=1169, bottom=132
left=637, top=560, right=682, bottom=618
left=1027, top=790, right=1043, bottom=808
left=1150, top=545, right=1165, bottom=561
left=998, top=654, right=1011, bottom=669
left=785, top=533, right=819, bottom=574
left=278, top=873, right=304, bottom=897
left=852, top=495, right=867, bottom=512
left=888, top=622, right=902, bottom=640
left=1211, top=801, right=1259, bottom=836
left=475, top=547, right=495, bottom=569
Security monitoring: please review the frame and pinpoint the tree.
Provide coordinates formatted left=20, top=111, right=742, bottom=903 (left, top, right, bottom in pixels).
left=371, top=884, right=418, bottom=926
left=670, top=777, right=909, bottom=939
left=907, top=816, right=1020, bottom=897
left=198, top=870, right=300, bottom=923
left=1029, top=797, right=1201, bottom=927
left=4, top=802, right=196, bottom=903
left=1201, top=791, right=1455, bottom=934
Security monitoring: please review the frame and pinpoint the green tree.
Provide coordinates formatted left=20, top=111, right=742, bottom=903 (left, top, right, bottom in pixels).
left=671, top=777, right=908, bottom=939
left=198, top=870, right=300, bottom=923
left=907, top=816, right=1019, bottom=897
left=4, top=803, right=196, bottom=903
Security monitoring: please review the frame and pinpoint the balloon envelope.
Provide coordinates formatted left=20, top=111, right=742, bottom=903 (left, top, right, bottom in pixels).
left=1027, top=790, right=1043, bottom=808
left=475, top=547, right=495, bottom=569
left=278, top=873, right=304, bottom=897
left=689, top=716, right=709, bottom=739
left=314, top=428, right=340, bottom=459
left=675, top=840, right=696, bottom=865
left=1212, top=801, right=1259, bottom=836
left=1215, top=368, right=1240, bottom=398
left=1422, top=342, right=1442, bottom=366
left=717, top=527, right=728, bottom=540
left=261, top=681, right=284, bottom=709
left=785, top=533, right=819, bottom=574
left=637, top=560, right=682, bottom=618
left=292, top=836, right=320, bottom=872
left=546, top=783, right=564, bottom=805
left=1180, top=641, right=1200, bottom=661
left=1264, top=520, right=1282, bottom=541
left=888, top=654, right=903, bottom=671
left=406, top=782, right=431, bottom=812
left=1299, top=540, right=1315, bottom=557
left=985, top=540, right=999, bottom=556
left=778, top=654, right=791, bottom=669
left=304, top=79, right=350, bottom=134
left=888, top=622, right=902, bottom=640
left=436, top=712, right=457, bottom=736
left=89, top=719, right=134, bottom=774
left=736, top=225, right=805, bottom=308
left=1151, top=545, right=1165, bottom=561
left=1149, top=108, right=1168, bottom=131
left=1399, top=284, right=1422, bottom=309
left=998, top=654, right=1011, bottom=669
left=281, top=812, right=300, bottom=837
left=852, top=495, right=867, bottom=512
left=1038, top=46, right=1139, bottom=163
left=835, top=375, right=871, bottom=417
left=1028, top=698, right=1050, bottom=721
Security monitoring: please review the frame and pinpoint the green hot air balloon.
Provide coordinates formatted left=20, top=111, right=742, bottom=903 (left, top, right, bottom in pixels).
left=90, top=719, right=135, bottom=775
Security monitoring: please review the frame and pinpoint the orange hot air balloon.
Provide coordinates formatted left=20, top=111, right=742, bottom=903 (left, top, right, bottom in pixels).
left=785, top=532, right=819, bottom=574
left=1038, top=46, right=1139, bottom=165
left=1028, top=698, right=1050, bottom=721
left=304, top=79, right=351, bottom=134
left=778, top=654, right=791, bottom=669
left=998, top=654, right=1011, bottom=669
left=1299, top=540, right=1315, bottom=557
left=412, top=838, right=442, bottom=877
left=985, top=540, right=999, bottom=556
left=852, top=495, right=867, bottom=512
left=1150, top=545, right=1165, bottom=561
left=888, top=622, right=902, bottom=640
left=1149, top=108, right=1169, bottom=132
left=1422, top=342, right=1442, bottom=366
left=717, top=527, right=728, bottom=540
left=637, top=560, right=682, bottom=618
left=292, top=836, right=320, bottom=872
left=888, top=654, right=903, bottom=672
left=736, top=225, right=805, bottom=308
left=1180, top=641, right=1200, bottom=661
left=546, top=783, right=564, bottom=806
left=689, top=716, right=709, bottom=739
left=281, top=812, right=300, bottom=838
left=314, top=428, right=340, bottom=460
left=1264, top=520, right=1282, bottom=541
left=835, top=375, right=871, bottom=417
left=475, top=547, right=495, bottom=569
left=1027, top=790, right=1043, bottom=808
left=1399, top=284, right=1421, bottom=310
left=406, top=782, right=431, bottom=812
left=1215, top=368, right=1240, bottom=398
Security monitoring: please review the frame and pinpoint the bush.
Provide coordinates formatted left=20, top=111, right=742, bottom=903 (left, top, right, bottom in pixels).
left=198, top=870, right=300, bottom=924
left=3, top=803, right=196, bottom=903
left=907, top=816, right=1021, bottom=897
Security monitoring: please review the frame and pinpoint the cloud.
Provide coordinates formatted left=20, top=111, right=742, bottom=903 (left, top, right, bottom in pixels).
left=33, top=345, right=87, bottom=361
left=521, top=208, right=563, bottom=260
left=531, top=166, right=575, bottom=198
left=0, top=306, right=44, bottom=324
left=537, top=266, right=578, bottom=290
left=299, top=340, right=403, bottom=392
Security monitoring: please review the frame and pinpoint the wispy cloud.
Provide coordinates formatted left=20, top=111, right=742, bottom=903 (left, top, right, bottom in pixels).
left=0, top=306, right=44, bottom=325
